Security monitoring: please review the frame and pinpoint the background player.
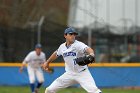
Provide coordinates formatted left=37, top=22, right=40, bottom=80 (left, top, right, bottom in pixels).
left=19, top=44, right=46, bottom=93
left=43, top=27, right=102, bottom=93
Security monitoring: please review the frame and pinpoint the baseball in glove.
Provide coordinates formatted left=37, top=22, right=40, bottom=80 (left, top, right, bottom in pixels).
left=74, top=55, right=95, bottom=66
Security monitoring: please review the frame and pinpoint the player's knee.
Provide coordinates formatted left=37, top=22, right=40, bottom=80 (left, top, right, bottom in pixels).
left=39, top=79, right=44, bottom=83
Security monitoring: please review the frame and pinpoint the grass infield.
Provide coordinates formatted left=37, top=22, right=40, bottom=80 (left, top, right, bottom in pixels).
left=0, top=86, right=140, bottom=93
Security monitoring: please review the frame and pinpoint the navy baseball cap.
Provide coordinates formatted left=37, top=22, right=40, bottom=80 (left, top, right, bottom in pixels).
left=64, top=27, right=78, bottom=35
left=35, top=44, right=42, bottom=48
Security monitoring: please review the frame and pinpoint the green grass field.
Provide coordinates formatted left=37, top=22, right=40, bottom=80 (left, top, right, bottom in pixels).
left=0, top=86, right=140, bottom=93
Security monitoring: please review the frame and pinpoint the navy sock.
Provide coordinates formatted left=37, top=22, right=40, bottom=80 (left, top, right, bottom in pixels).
left=37, top=82, right=43, bottom=88
left=30, top=83, right=35, bottom=92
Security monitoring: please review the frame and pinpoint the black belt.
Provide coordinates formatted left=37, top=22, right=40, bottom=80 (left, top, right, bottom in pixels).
left=80, top=68, right=86, bottom=72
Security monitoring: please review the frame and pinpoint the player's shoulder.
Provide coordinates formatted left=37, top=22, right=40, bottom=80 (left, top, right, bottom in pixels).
left=26, top=51, right=35, bottom=57
left=28, top=51, right=35, bottom=55
left=75, top=40, right=87, bottom=46
left=41, top=51, right=45, bottom=56
left=59, top=42, right=66, bottom=48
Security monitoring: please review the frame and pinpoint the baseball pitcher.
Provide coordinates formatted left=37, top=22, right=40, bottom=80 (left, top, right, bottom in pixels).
left=43, top=27, right=102, bottom=93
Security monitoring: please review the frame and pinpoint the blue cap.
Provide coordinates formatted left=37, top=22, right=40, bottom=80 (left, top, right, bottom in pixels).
left=35, top=44, right=42, bottom=48
left=64, top=27, right=78, bottom=35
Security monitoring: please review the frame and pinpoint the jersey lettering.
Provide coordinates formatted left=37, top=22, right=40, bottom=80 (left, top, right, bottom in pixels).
left=63, top=52, right=76, bottom=57
left=33, top=59, right=43, bottom=62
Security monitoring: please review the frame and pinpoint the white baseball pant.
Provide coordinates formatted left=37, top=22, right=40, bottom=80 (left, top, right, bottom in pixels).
left=45, top=69, right=101, bottom=93
left=27, top=66, right=44, bottom=83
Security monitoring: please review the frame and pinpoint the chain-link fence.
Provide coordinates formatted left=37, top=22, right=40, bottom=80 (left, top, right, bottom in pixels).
left=0, top=0, right=140, bottom=63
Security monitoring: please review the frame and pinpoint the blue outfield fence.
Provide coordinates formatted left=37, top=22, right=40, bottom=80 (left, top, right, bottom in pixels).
left=0, top=63, right=140, bottom=87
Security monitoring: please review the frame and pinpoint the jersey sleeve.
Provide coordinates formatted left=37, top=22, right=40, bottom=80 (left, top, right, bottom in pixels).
left=56, top=45, right=62, bottom=56
left=78, top=42, right=89, bottom=54
left=41, top=53, right=46, bottom=63
left=22, top=53, right=31, bottom=64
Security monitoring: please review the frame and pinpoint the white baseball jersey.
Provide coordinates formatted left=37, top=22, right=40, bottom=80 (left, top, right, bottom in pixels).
left=56, top=40, right=89, bottom=73
left=46, top=40, right=102, bottom=93
left=23, top=51, right=46, bottom=68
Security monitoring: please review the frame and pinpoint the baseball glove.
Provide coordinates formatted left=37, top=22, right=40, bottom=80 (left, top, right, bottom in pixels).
left=74, top=55, right=95, bottom=66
